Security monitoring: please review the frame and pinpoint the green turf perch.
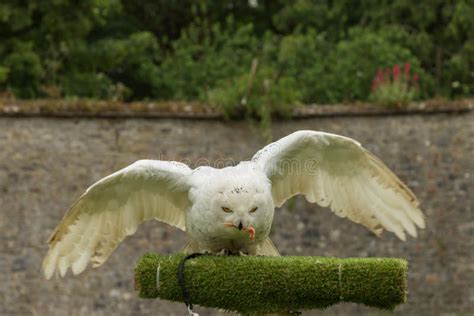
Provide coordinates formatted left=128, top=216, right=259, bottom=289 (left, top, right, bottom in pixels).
left=135, top=253, right=407, bottom=314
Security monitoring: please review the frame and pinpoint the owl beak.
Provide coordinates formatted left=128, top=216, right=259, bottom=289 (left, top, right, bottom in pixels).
left=223, top=222, right=243, bottom=230
left=223, top=222, right=256, bottom=241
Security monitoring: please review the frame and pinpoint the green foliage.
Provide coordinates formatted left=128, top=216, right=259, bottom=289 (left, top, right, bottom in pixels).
left=0, top=66, right=8, bottom=83
left=370, top=80, right=418, bottom=107
left=319, top=27, right=425, bottom=103
left=369, top=64, right=420, bottom=106
left=135, top=253, right=408, bottom=313
left=0, top=0, right=472, bottom=105
left=208, top=63, right=301, bottom=137
left=158, top=18, right=258, bottom=101
left=3, top=42, right=43, bottom=98
left=62, top=72, right=113, bottom=99
left=0, top=0, right=122, bottom=98
left=83, top=32, right=162, bottom=100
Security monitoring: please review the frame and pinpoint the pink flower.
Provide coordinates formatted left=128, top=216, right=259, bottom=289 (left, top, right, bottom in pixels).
left=404, top=63, right=411, bottom=77
left=371, top=69, right=385, bottom=91
left=393, top=64, right=401, bottom=80
left=376, top=69, right=384, bottom=81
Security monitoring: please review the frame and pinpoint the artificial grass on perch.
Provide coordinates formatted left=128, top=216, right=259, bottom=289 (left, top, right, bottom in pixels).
left=135, top=253, right=408, bottom=314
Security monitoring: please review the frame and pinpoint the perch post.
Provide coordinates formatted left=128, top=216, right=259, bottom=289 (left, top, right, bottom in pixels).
left=135, top=253, right=407, bottom=314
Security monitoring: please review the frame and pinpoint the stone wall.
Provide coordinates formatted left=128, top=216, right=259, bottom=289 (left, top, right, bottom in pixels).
left=0, top=111, right=472, bottom=315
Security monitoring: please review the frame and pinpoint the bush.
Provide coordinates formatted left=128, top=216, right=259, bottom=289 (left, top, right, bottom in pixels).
left=92, top=32, right=163, bottom=100
left=369, top=64, right=420, bottom=106
left=62, top=73, right=114, bottom=99
left=315, top=27, right=425, bottom=103
left=208, top=62, right=301, bottom=135
left=158, top=18, right=259, bottom=101
left=0, top=1, right=471, bottom=104
left=0, top=66, right=9, bottom=84
left=3, top=42, right=43, bottom=98
left=262, top=26, right=427, bottom=104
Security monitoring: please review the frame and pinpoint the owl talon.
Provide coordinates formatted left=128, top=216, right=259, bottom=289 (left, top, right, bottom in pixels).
left=216, top=249, right=233, bottom=256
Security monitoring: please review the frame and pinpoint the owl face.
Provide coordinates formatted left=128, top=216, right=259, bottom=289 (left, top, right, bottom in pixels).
left=207, top=176, right=274, bottom=240
left=186, top=164, right=274, bottom=245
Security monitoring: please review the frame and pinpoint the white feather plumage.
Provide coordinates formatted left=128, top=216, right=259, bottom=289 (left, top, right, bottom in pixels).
left=42, top=130, right=425, bottom=279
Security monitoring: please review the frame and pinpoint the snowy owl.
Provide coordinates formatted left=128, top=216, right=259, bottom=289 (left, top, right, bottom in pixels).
left=42, top=130, right=425, bottom=279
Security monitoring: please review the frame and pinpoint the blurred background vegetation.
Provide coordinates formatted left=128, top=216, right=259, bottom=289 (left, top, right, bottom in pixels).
left=0, top=0, right=472, bottom=114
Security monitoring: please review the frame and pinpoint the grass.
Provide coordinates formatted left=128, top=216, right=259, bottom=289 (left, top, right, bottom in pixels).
left=135, top=253, right=408, bottom=314
left=0, top=97, right=471, bottom=118
left=0, top=97, right=214, bottom=116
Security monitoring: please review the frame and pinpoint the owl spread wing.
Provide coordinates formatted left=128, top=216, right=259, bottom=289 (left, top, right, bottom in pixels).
left=252, top=130, right=425, bottom=240
left=42, top=160, right=192, bottom=279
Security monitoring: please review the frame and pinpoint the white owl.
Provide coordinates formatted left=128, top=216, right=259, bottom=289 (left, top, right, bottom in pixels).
left=42, top=130, right=425, bottom=279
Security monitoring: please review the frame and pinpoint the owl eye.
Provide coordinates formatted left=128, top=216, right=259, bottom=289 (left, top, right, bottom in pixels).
left=249, top=207, right=258, bottom=213
left=222, top=207, right=233, bottom=213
